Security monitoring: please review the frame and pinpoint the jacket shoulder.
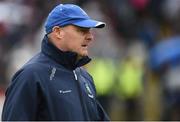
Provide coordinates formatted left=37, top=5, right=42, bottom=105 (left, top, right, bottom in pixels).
left=11, top=60, right=47, bottom=83
left=78, top=67, right=93, bottom=81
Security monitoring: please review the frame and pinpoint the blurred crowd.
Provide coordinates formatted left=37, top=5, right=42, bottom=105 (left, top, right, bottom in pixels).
left=0, top=0, right=180, bottom=121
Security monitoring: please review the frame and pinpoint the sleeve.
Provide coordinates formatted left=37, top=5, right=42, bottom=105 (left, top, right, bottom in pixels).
left=96, top=100, right=110, bottom=121
left=79, top=67, right=110, bottom=121
left=81, top=68, right=110, bottom=120
left=1, top=68, right=41, bottom=121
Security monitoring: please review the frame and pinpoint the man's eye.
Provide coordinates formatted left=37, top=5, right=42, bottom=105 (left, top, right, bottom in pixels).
left=77, top=28, right=91, bottom=34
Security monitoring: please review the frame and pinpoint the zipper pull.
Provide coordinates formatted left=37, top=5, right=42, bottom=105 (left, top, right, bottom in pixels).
left=73, top=70, right=78, bottom=80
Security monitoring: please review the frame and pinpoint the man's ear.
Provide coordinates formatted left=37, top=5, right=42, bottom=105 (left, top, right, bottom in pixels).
left=52, top=26, right=63, bottom=39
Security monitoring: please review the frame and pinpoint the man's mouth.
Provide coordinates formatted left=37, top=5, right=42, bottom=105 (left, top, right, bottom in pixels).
left=81, top=44, right=88, bottom=47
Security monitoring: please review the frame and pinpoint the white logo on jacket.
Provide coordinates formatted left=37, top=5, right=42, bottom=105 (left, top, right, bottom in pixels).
left=50, top=67, right=56, bottom=80
left=59, top=90, right=72, bottom=94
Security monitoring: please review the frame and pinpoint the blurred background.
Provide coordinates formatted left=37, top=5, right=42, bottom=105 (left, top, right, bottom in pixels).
left=0, top=0, right=180, bottom=120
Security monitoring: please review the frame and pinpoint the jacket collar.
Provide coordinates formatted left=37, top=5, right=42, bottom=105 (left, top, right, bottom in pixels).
left=41, top=35, right=91, bottom=70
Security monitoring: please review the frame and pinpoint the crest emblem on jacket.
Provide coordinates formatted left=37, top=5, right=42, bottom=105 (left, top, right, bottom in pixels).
left=85, top=82, right=94, bottom=98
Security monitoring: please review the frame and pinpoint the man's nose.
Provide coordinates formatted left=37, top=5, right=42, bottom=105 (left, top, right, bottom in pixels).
left=86, top=32, right=94, bottom=42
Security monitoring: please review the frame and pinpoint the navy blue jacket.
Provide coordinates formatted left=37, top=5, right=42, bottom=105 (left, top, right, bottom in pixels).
left=2, top=35, right=109, bottom=121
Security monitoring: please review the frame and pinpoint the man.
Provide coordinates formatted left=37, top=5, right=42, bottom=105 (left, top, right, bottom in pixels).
left=2, top=4, right=109, bottom=121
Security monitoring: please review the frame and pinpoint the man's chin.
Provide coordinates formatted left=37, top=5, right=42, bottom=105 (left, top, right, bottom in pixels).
left=79, top=52, right=88, bottom=57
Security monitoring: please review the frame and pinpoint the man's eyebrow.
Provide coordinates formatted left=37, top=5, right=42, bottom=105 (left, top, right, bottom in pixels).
left=78, top=27, right=91, bottom=32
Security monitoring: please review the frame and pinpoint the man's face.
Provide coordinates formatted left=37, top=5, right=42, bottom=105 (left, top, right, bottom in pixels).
left=60, top=25, right=94, bottom=57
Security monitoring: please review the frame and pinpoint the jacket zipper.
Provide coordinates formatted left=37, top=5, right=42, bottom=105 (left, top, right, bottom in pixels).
left=73, top=70, right=88, bottom=120
left=73, top=70, right=78, bottom=80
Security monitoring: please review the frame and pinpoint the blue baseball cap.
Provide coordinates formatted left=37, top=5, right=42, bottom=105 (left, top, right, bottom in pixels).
left=45, top=4, right=106, bottom=34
